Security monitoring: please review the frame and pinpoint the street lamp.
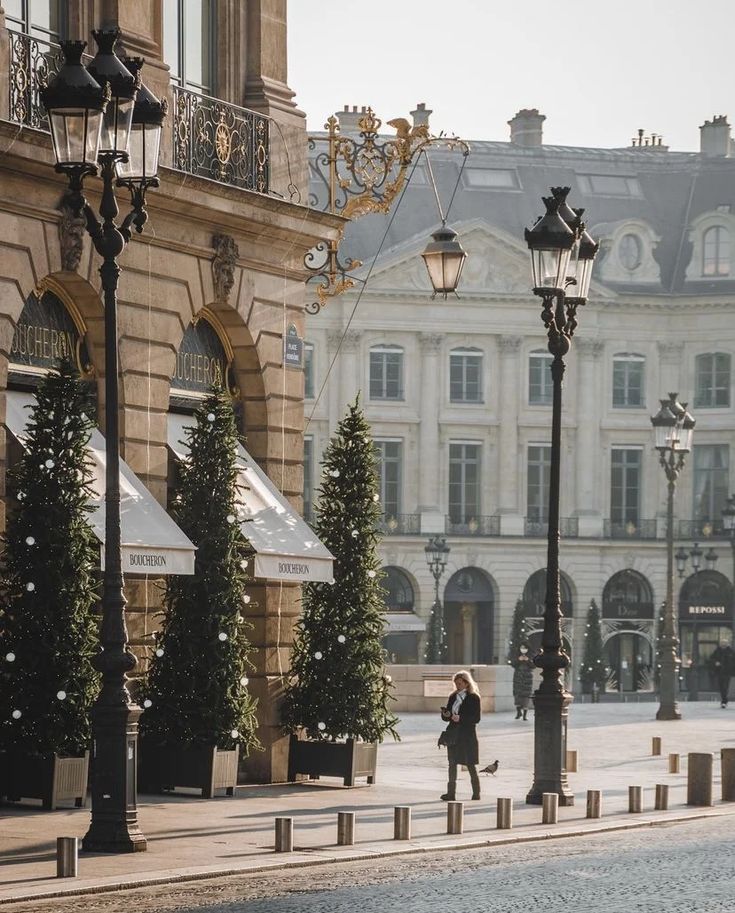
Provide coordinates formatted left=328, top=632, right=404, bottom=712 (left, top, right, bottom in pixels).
left=674, top=541, right=717, bottom=701
left=421, top=225, right=467, bottom=299
left=41, top=31, right=166, bottom=854
left=722, top=494, right=735, bottom=645
left=651, top=393, right=695, bottom=721
left=425, top=535, right=451, bottom=663
left=524, top=187, right=598, bottom=806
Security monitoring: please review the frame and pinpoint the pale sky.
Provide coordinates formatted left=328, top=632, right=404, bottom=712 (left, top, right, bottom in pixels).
left=288, top=0, right=732, bottom=152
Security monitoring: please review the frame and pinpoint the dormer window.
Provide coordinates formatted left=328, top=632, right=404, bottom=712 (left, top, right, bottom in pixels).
left=618, top=233, right=642, bottom=271
left=703, top=226, right=730, bottom=277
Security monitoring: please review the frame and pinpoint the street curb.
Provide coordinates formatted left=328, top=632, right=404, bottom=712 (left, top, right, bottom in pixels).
left=2, top=806, right=733, bottom=907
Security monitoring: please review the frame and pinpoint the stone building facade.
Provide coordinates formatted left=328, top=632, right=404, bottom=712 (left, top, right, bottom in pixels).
left=305, top=108, right=735, bottom=695
left=0, top=0, right=341, bottom=781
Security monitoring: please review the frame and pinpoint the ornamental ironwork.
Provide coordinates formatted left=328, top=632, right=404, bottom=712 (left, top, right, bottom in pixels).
left=8, top=30, right=62, bottom=129
left=172, top=86, right=269, bottom=194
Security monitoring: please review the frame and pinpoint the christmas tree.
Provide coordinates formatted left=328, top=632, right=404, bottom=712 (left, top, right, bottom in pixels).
left=140, top=389, right=258, bottom=753
left=282, top=399, right=398, bottom=743
left=579, top=599, right=608, bottom=692
left=0, top=361, right=100, bottom=756
left=507, top=598, right=527, bottom=665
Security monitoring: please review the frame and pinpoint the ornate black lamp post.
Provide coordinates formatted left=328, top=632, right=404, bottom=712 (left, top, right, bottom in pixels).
left=523, top=187, right=598, bottom=806
left=41, top=31, right=166, bottom=853
left=651, top=394, right=695, bottom=720
left=425, top=535, right=451, bottom=663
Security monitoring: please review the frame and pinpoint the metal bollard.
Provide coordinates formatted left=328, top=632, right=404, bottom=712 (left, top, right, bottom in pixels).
left=565, top=749, right=578, bottom=773
left=628, top=785, right=642, bottom=813
left=337, top=811, right=355, bottom=846
left=687, top=752, right=713, bottom=807
left=652, top=737, right=662, bottom=756
left=541, top=792, right=558, bottom=824
left=721, top=748, right=735, bottom=801
left=655, top=784, right=669, bottom=810
left=586, top=789, right=601, bottom=819
left=447, top=801, right=463, bottom=835
left=56, top=837, right=78, bottom=878
left=274, top=817, right=293, bottom=853
left=668, top=753, right=680, bottom=774
left=496, top=797, right=512, bottom=829
left=394, top=805, right=411, bottom=840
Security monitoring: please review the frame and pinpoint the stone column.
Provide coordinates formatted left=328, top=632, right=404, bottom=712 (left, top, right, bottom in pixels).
left=497, top=336, right=523, bottom=535
left=575, top=339, right=604, bottom=536
left=418, top=333, right=443, bottom=532
left=339, top=330, right=363, bottom=406
left=657, top=342, right=684, bottom=398
left=326, top=330, right=343, bottom=435
left=461, top=603, right=475, bottom=664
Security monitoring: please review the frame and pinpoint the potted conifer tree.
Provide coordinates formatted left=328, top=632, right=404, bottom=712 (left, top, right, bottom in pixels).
left=282, top=399, right=398, bottom=786
left=0, top=362, right=99, bottom=809
left=139, top=389, right=259, bottom=797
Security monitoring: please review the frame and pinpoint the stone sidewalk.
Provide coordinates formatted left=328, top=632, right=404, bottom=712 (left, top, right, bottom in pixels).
left=1, top=702, right=734, bottom=905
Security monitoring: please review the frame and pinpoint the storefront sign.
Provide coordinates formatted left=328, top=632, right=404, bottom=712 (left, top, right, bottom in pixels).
left=283, top=324, right=303, bottom=369
left=603, top=602, right=655, bottom=620
left=254, top=552, right=333, bottom=583
left=10, top=290, right=90, bottom=376
left=171, top=317, right=230, bottom=395
left=682, top=604, right=729, bottom=618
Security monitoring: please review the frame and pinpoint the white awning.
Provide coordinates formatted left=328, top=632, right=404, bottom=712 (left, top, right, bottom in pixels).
left=384, top=613, right=426, bottom=633
left=6, top=391, right=196, bottom=575
left=168, top=414, right=334, bottom=583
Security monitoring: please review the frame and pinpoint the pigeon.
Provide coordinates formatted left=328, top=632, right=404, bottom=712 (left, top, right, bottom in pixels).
left=481, top=760, right=499, bottom=775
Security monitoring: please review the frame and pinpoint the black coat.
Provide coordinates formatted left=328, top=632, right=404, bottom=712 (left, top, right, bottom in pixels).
left=441, top=691, right=481, bottom=766
left=709, top=645, right=735, bottom=677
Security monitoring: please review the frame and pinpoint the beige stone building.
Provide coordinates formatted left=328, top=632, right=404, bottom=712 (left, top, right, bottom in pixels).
left=305, top=108, right=735, bottom=697
left=0, top=0, right=341, bottom=781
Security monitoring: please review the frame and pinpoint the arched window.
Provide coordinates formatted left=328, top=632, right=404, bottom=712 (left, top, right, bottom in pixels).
left=450, top=347, right=483, bottom=403
left=602, top=570, right=654, bottom=619
left=702, top=226, right=730, bottom=277
left=369, top=345, right=404, bottom=401
left=382, top=566, right=414, bottom=612
left=522, top=569, right=573, bottom=617
left=618, top=233, right=642, bottom=271
left=612, top=353, right=645, bottom=408
left=695, top=352, right=731, bottom=407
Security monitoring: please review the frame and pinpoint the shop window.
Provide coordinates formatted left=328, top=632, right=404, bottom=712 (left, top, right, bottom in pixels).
left=382, top=566, right=414, bottom=612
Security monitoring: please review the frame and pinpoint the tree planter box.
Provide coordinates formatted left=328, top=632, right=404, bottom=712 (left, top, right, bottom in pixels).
left=139, top=744, right=239, bottom=798
left=287, top=735, right=377, bottom=786
left=1, top=751, right=89, bottom=809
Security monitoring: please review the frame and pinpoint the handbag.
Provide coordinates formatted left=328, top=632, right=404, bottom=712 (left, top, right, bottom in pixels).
left=438, top=724, right=459, bottom=749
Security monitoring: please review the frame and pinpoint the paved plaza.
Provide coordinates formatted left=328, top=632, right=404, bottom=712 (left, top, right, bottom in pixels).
left=1, top=702, right=734, bottom=907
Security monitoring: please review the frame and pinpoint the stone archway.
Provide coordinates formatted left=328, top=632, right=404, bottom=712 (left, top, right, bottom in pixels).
left=443, top=567, right=496, bottom=665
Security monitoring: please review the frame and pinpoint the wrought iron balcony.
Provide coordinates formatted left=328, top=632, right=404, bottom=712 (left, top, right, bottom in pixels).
left=524, top=517, right=579, bottom=538
left=172, top=86, right=269, bottom=194
left=378, top=514, right=421, bottom=535
left=603, top=519, right=658, bottom=540
left=445, top=515, right=501, bottom=536
left=673, top=519, right=727, bottom=540
left=8, top=30, right=61, bottom=129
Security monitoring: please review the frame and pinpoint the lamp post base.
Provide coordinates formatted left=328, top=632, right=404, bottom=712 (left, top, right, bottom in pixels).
left=655, top=704, right=682, bottom=721
left=526, top=689, right=574, bottom=806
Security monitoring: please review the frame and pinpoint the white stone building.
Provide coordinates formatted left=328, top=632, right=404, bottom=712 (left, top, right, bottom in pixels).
left=303, top=108, right=735, bottom=695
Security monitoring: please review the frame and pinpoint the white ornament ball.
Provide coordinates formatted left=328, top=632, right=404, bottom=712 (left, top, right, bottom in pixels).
left=17, top=492, right=24, bottom=500
left=240, top=560, right=249, bottom=569
left=45, top=459, right=55, bottom=469
left=218, top=632, right=228, bottom=642
left=143, top=699, right=153, bottom=709
left=25, top=536, right=35, bottom=546
left=367, top=570, right=376, bottom=579
left=26, top=582, right=35, bottom=592
left=373, top=494, right=379, bottom=502
left=351, top=529, right=358, bottom=538
left=384, top=675, right=393, bottom=684
left=231, top=729, right=239, bottom=739
left=337, top=634, right=346, bottom=644
left=314, top=651, right=323, bottom=660
left=56, top=690, right=67, bottom=701
left=11, top=709, right=21, bottom=720
left=317, top=721, right=326, bottom=731
left=6, top=652, right=16, bottom=662
left=207, top=413, right=215, bottom=422
left=155, top=648, right=164, bottom=657
left=330, top=469, right=340, bottom=478
left=240, top=676, right=249, bottom=686
left=329, top=578, right=335, bottom=586
left=243, top=595, right=251, bottom=604
left=227, top=514, right=236, bottom=524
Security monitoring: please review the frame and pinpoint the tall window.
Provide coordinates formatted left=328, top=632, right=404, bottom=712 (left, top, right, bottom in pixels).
left=5, top=0, right=64, bottom=40
left=369, top=345, right=404, bottom=401
left=374, top=440, right=402, bottom=520
left=449, top=442, right=481, bottom=523
left=304, top=343, right=314, bottom=399
left=702, top=226, right=730, bottom=277
left=611, top=448, right=642, bottom=527
left=612, top=354, right=645, bottom=408
left=693, top=445, right=729, bottom=530
left=450, top=348, right=483, bottom=403
left=527, top=444, right=551, bottom=522
left=695, top=352, right=731, bottom=407
left=163, top=0, right=214, bottom=94
left=529, top=350, right=553, bottom=405
left=303, top=436, right=313, bottom=520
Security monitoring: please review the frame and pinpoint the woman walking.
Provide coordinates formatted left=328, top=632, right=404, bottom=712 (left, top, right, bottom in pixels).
left=512, top=643, right=534, bottom=720
left=440, top=670, right=481, bottom=801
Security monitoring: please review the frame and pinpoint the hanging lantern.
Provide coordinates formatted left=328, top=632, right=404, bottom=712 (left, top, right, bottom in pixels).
left=421, top=224, right=467, bottom=298
left=117, top=57, right=167, bottom=183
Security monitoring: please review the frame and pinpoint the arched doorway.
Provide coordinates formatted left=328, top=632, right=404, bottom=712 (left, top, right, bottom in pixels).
left=522, top=569, right=574, bottom=662
left=381, top=566, right=420, bottom=664
left=679, top=570, right=733, bottom=693
left=602, top=570, right=655, bottom=692
left=443, top=567, right=494, bottom=665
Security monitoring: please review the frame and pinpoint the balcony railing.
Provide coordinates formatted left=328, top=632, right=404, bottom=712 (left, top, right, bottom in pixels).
left=446, top=516, right=501, bottom=536
left=674, top=519, right=727, bottom=540
left=8, top=30, right=61, bottom=129
left=603, top=519, right=658, bottom=540
left=378, top=514, right=421, bottom=536
left=524, top=517, right=579, bottom=538
left=172, top=86, right=269, bottom=194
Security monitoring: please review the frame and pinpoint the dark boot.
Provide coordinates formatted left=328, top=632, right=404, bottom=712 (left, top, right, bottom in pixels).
left=515, top=707, right=522, bottom=719
left=522, top=708, right=528, bottom=720
left=440, top=783, right=456, bottom=801
left=470, top=766, right=481, bottom=800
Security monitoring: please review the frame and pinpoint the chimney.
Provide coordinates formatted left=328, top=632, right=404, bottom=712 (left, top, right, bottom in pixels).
left=508, top=108, right=545, bottom=147
left=700, top=115, right=731, bottom=157
left=335, top=104, right=370, bottom=132
left=411, top=102, right=432, bottom=130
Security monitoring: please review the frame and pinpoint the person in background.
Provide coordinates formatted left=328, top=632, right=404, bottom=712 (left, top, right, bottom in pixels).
left=708, top=641, right=735, bottom=708
left=512, top=642, right=534, bottom=720
left=439, top=669, right=482, bottom=801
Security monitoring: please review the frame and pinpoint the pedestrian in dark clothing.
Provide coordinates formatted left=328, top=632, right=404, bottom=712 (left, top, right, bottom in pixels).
left=708, top=643, right=735, bottom=708
left=512, top=643, right=534, bottom=720
left=439, top=669, right=481, bottom=801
